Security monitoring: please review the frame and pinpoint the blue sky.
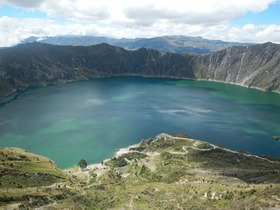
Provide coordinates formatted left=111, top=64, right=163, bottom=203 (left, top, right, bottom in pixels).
left=0, top=6, right=46, bottom=18
left=0, top=0, right=280, bottom=46
left=232, top=2, right=280, bottom=25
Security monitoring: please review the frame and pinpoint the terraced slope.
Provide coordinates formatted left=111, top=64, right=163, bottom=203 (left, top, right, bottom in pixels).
left=1, top=134, right=280, bottom=209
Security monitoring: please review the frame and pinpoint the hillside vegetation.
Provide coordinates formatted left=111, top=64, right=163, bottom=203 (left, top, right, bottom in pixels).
left=0, top=42, right=280, bottom=99
left=1, top=134, right=280, bottom=209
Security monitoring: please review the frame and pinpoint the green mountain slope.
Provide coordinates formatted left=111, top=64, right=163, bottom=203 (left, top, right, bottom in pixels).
left=1, top=134, right=280, bottom=209
left=0, top=147, right=75, bottom=209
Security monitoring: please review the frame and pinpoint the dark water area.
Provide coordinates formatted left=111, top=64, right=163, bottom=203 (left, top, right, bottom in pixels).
left=0, top=77, right=279, bottom=169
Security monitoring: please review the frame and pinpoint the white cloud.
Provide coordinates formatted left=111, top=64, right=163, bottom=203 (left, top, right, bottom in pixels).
left=0, top=0, right=280, bottom=46
left=42, top=0, right=278, bottom=27
left=40, top=0, right=110, bottom=21
left=122, top=0, right=272, bottom=27
left=0, top=0, right=44, bottom=8
left=1, top=16, right=280, bottom=48
left=0, top=0, right=277, bottom=24
left=0, top=16, right=103, bottom=46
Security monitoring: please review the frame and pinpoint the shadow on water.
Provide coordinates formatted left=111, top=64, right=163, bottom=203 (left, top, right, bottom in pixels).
left=0, top=91, right=24, bottom=106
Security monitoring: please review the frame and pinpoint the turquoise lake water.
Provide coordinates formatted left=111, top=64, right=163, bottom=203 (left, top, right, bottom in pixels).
left=0, top=77, right=279, bottom=169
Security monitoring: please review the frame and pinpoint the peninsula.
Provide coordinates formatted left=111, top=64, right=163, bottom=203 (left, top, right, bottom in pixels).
left=1, top=134, right=280, bottom=209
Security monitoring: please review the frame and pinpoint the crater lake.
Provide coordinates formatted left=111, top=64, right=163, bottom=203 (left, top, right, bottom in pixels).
left=0, top=77, right=279, bottom=169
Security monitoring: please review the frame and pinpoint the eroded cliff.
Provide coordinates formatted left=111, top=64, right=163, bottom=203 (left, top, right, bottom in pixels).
left=194, top=42, right=280, bottom=92
left=0, top=42, right=279, bottom=98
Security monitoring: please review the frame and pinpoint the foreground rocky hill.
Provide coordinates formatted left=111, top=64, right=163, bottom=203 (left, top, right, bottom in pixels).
left=0, top=42, right=279, bottom=99
left=0, top=147, right=70, bottom=209
left=1, top=134, right=280, bottom=209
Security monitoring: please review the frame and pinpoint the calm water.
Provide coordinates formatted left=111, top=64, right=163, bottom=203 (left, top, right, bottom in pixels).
left=0, top=77, right=279, bottom=169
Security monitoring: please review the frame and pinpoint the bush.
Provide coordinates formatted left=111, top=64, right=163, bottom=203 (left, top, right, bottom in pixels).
left=109, top=157, right=127, bottom=167
left=78, top=159, right=87, bottom=169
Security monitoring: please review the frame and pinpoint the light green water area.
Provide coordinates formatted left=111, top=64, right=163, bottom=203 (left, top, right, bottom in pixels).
left=0, top=77, right=279, bottom=169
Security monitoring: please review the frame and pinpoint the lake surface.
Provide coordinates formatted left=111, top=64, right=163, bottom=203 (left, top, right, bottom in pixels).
left=0, top=77, right=279, bottom=169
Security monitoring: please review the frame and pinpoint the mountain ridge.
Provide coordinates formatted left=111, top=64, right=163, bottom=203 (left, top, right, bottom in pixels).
left=21, top=35, right=251, bottom=54
left=0, top=42, right=279, bottom=99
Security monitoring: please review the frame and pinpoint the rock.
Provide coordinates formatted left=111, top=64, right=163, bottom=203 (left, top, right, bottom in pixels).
left=273, top=136, right=280, bottom=140
left=0, top=42, right=280, bottom=99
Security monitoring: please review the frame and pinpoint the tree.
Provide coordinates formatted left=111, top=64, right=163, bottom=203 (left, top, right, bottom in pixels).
left=78, top=159, right=87, bottom=170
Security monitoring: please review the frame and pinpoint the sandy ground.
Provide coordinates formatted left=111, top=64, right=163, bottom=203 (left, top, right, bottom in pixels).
left=63, top=144, right=140, bottom=181
left=64, top=162, right=109, bottom=181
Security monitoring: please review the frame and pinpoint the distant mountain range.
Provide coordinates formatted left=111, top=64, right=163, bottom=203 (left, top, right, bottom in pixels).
left=21, top=35, right=251, bottom=54
left=0, top=41, right=279, bottom=99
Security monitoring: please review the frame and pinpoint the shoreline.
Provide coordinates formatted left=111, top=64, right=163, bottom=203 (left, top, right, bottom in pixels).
left=63, top=143, right=140, bottom=178
left=1, top=75, right=279, bottom=102
left=63, top=134, right=280, bottom=181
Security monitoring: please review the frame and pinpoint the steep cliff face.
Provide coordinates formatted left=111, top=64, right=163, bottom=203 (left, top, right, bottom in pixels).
left=194, top=42, right=280, bottom=92
left=0, top=42, right=279, bottom=98
left=0, top=43, right=195, bottom=98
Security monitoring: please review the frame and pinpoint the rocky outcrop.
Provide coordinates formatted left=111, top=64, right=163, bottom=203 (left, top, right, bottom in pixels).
left=0, top=42, right=279, bottom=98
left=194, top=42, right=280, bottom=92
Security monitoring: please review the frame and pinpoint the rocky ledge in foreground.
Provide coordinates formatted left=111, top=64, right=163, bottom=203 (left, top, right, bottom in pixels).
left=1, top=134, right=280, bottom=209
